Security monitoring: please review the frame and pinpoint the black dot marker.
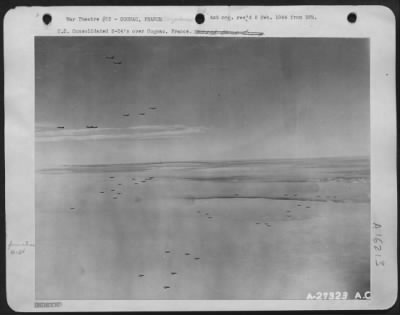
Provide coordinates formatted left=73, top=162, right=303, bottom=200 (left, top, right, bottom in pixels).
left=195, top=13, right=205, bottom=24
left=42, top=13, right=52, bottom=25
left=347, top=12, right=357, bottom=23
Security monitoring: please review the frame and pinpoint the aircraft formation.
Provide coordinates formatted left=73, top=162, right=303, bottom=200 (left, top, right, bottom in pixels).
left=105, top=55, right=122, bottom=65
left=53, top=55, right=159, bottom=130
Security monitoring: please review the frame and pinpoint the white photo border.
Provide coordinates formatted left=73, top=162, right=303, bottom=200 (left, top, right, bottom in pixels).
left=4, top=5, right=397, bottom=311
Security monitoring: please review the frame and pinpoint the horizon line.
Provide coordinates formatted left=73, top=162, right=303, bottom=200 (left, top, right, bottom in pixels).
left=38, top=155, right=370, bottom=169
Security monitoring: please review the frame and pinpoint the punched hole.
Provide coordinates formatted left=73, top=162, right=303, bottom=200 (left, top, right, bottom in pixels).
left=347, top=12, right=357, bottom=23
left=42, top=13, right=52, bottom=25
left=195, top=13, right=205, bottom=24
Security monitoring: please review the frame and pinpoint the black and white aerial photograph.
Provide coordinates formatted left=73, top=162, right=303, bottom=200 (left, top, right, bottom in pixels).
left=35, top=37, right=370, bottom=300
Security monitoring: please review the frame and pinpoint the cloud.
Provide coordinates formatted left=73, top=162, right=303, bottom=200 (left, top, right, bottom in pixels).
left=35, top=124, right=208, bottom=142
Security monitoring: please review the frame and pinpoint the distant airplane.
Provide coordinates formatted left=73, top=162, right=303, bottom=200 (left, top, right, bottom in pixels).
left=122, top=113, right=130, bottom=117
left=105, top=56, right=115, bottom=59
left=113, top=61, right=122, bottom=65
left=149, top=107, right=157, bottom=110
left=57, top=126, right=64, bottom=129
left=86, top=125, right=98, bottom=128
left=138, top=113, right=145, bottom=116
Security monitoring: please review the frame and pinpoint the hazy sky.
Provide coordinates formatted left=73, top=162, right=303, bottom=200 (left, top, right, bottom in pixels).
left=35, top=37, right=369, bottom=167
